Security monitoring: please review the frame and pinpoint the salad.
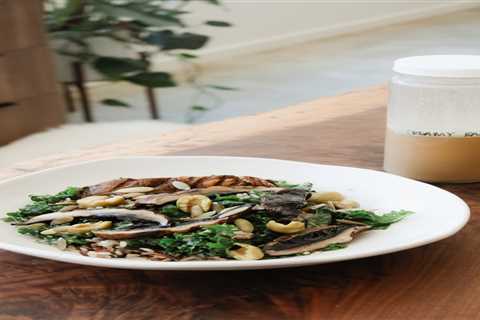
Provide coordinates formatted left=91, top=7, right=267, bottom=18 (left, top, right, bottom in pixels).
left=5, top=175, right=411, bottom=261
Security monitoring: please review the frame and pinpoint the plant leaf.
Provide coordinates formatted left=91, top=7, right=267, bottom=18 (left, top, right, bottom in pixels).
left=336, top=210, right=413, bottom=229
left=177, top=53, right=198, bottom=59
left=145, top=31, right=209, bottom=50
left=307, top=208, right=333, bottom=227
left=93, top=56, right=148, bottom=79
left=125, top=72, right=176, bottom=88
left=101, top=99, right=131, bottom=107
left=191, top=105, right=209, bottom=111
left=207, top=85, right=237, bottom=91
left=47, top=0, right=84, bottom=30
left=93, top=2, right=183, bottom=27
left=205, top=20, right=232, bottom=27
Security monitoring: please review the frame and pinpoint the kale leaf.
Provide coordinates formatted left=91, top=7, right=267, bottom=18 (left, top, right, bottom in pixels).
left=5, top=187, right=80, bottom=223
left=29, top=187, right=79, bottom=203
left=127, top=224, right=238, bottom=257
left=161, top=204, right=189, bottom=218
left=247, top=211, right=278, bottom=245
left=17, top=225, right=90, bottom=245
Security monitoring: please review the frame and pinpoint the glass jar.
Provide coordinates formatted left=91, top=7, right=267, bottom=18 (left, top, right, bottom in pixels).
left=384, top=55, right=480, bottom=183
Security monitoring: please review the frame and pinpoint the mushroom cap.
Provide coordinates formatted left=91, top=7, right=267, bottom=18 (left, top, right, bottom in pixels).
left=94, top=204, right=253, bottom=240
left=264, top=225, right=370, bottom=256
left=23, top=208, right=169, bottom=226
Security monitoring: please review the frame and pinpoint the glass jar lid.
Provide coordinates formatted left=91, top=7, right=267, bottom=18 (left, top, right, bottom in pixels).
left=393, top=55, right=480, bottom=78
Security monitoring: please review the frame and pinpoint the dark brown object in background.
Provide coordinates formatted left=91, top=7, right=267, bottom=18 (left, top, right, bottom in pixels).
left=72, top=61, right=93, bottom=122
left=0, top=0, right=64, bottom=146
left=0, top=86, right=478, bottom=319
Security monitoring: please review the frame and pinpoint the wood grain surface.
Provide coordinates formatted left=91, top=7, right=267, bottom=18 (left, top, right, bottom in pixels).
left=0, top=86, right=478, bottom=320
left=0, top=0, right=64, bottom=146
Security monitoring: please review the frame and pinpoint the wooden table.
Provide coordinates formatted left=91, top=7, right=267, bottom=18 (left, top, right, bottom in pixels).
left=1, top=86, right=478, bottom=320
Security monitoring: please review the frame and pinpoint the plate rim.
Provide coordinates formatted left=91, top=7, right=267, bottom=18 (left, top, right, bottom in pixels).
left=0, top=155, right=470, bottom=270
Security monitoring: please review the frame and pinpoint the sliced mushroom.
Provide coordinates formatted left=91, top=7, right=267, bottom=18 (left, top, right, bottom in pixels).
left=216, top=204, right=253, bottom=219
left=122, top=192, right=146, bottom=199
left=260, top=189, right=308, bottom=218
left=135, top=186, right=278, bottom=206
left=59, top=205, right=79, bottom=212
left=94, top=219, right=225, bottom=240
left=113, top=187, right=155, bottom=194
left=23, top=208, right=169, bottom=226
left=264, top=225, right=370, bottom=256
left=183, top=204, right=253, bottom=221
left=94, top=205, right=253, bottom=240
left=82, top=175, right=276, bottom=197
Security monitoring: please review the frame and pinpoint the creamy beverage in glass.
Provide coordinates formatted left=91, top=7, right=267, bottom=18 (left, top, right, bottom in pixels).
left=384, top=55, right=480, bottom=183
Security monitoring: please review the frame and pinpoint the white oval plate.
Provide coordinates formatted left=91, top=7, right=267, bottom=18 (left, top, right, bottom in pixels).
left=0, top=156, right=469, bottom=270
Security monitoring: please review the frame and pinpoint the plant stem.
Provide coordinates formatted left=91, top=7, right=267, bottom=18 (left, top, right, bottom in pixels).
left=72, top=61, right=94, bottom=122
left=139, top=52, right=160, bottom=119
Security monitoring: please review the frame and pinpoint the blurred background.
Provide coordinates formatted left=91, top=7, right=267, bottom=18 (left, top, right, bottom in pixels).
left=1, top=0, right=479, bottom=167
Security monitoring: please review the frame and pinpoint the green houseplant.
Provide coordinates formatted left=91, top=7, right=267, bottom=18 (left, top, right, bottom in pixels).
left=44, top=0, right=232, bottom=121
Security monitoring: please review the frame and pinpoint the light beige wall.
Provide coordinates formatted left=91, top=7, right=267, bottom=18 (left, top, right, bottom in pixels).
left=183, top=0, right=479, bottom=59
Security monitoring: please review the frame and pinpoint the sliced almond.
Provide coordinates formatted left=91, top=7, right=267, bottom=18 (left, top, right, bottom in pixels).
left=172, top=180, right=191, bottom=191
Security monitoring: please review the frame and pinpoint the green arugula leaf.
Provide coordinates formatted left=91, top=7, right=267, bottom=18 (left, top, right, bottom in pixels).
left=307, top=207, right=332, bottom=227
left=336, top=210, right=413, bottom=229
